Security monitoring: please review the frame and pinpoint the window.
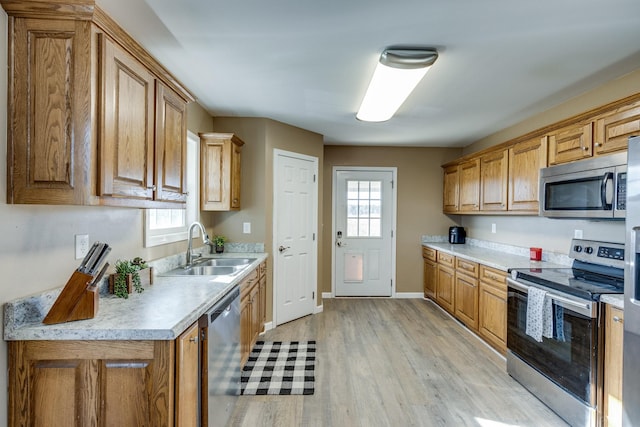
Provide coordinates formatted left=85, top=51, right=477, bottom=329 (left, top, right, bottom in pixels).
left=144, top=131, right=199, bottom=247
left=346, top=180, right=382, bottom=237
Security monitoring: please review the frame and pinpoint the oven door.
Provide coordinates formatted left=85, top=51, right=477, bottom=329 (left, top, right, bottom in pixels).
left=507, top=278, right=598, bottom=406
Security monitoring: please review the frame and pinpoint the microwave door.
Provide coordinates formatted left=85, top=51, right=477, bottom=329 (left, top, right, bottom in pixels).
left=541, top=170, right=614, bottom=218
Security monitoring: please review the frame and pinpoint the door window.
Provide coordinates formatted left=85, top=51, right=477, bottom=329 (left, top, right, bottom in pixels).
left=346, top=180, right=382, bottom=237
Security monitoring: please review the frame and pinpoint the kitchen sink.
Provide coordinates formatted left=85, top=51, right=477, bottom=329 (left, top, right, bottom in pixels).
left=160, top=257, right=256, bottom=277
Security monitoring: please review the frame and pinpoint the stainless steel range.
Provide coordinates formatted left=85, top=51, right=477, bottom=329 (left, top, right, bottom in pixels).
left=507, top=238, right=624, bottom=427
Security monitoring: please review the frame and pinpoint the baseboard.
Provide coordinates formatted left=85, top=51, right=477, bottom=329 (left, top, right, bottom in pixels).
left=262, top=321, right=274, bottom=333
left=394, top=292, right=425, bottom=299
left=322, top=292, right=333, bottom=299
left=314, top=304, right=323, bottom=314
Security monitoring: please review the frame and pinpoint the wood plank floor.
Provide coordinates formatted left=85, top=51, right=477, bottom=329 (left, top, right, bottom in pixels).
left=229, top=299, right=569, bottom=427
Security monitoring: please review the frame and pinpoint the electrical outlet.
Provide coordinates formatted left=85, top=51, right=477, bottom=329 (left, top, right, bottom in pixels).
left=243, top=222, right=251, bottom=234
left=75, top=234, right=89, bottom=259
left=491, top=223, right=497, bottom=234
left=574, top=229, right=583, bottom=239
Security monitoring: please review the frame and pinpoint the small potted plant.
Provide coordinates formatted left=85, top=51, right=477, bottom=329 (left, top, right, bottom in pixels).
left=109, top=257, right=153, bottom=298
left=213, top=235, right=227, bottom=253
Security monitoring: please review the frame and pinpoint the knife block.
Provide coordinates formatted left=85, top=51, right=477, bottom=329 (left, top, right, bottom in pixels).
left=43, top=270, right=99, bottom=325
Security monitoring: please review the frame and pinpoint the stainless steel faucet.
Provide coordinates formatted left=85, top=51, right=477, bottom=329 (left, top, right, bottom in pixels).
left=186, top=221, right=212, bottom=266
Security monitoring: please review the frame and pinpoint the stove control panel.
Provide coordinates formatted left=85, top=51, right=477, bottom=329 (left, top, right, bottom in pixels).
left=569, top=238, right=625, bottom=268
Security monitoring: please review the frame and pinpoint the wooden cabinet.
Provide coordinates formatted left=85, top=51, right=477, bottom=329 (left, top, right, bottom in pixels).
left=2, top=2, right=194, bottom=207
left=480, top=149, right=508, bottom=212
left=508, top=137, right=547, bottom=212
left=422, top=246, right=437, bottom=299
left=200, top=133, right=245, bottom=211
left=459, top=159, right=480, bottom=212
left=548, top=122, right=594, bottom=165
left=443, top=165, right=460, bottom=213
left=478, top=266, right=507, bottom=354
left=595, top=99, right=640, bottom=156
left=436, top=252, right=455, bottom=314
left=454, top=258, right=479, bottom=330
left=240, top=263, right=266, bottom=366
left=8, top=338, right=181, bottom=426
left=175, top=322, right=201, bottom=427
left=604, top=305, right=624, bottom=427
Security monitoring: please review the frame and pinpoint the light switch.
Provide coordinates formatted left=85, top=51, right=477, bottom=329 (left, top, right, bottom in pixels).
left=243, top=222, right=251, bottom=234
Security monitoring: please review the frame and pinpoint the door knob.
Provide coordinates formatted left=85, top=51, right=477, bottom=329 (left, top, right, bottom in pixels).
left=336, top=241, right=347, bottom=247
left=278, top=245, right=290, bottom=252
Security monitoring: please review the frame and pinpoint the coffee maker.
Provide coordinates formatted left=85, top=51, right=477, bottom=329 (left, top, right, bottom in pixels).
left=448, top=226, right=466, bottom=244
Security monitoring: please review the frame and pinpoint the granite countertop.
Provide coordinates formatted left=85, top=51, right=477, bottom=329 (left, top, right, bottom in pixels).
left=4, top=252, right=268, bottom=341
left=422, top=241, right=569, bottom=272
left=601, top=294, right=624, bottom=310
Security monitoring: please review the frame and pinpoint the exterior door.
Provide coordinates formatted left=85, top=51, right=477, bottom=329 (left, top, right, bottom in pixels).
left=334, top=169, right=395, bottom=297
left=273, top=150, right=318, bottom=326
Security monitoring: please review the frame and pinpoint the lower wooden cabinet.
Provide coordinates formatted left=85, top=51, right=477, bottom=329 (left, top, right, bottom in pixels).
left=422, top=246, right=437, bottom=299
left=604, top=305, right=624, bottom=427
left=478, top=266, right=507, bottom=355
left=176, top=322, right=201, bottom=426
left=8, top=336, right=189, bottom=427
left=240, top=261, right=267, bottom=366
left=436, top=252, right=455, bottom=314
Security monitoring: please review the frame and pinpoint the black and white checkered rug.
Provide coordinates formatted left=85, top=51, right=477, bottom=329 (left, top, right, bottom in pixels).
left=241, top=341, right=316, bottom=395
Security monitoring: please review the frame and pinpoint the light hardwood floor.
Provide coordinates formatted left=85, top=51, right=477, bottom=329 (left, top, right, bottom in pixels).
left=229, top=298, right=568, bottom=427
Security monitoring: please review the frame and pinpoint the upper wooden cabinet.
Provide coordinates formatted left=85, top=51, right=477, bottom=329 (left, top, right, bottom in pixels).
left=442, top=165, right=460, bottom=213
left=200, top=133, right=244, bottom=211
left=595, top=98, right=640, bottom=156
left=480, top=149, right=508, bottom=212
left=548, top=121, right=594, bottom=165
left=459, top=159, right=480, bottom=212
left=508, top=137, right=547, bottom=212
left=3, top=2, right=194, bottom=207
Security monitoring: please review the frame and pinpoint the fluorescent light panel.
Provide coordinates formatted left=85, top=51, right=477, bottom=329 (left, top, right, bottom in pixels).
left=357, top=48, right=437, bottom=122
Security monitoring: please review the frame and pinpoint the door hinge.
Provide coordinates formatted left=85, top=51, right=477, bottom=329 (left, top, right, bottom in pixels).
left=313, top=291, right=315, bottom=300
left=313, top=233, right=316, bottom=241
left=390, top=279, right=393, bottom=288
left=391, top=230, right=394, bottom=238
left=313, top=174, right=316, bottom=183
left=391, top=180, right=394, bottom=189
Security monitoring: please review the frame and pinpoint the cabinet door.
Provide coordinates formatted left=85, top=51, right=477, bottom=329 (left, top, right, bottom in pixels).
left=595, top=99, right=640, bottom=156
left=176, top=322, right=200, bottom=427
left=200, top=133, right=244, bottom=211
left=7, top=18, right=92, bottom=204
left=454, top=272, right=479, bottom=330
left=480, top=150, right=508, bottom=211
left=240, top=290, right=251, bottom=367
left=459, top=159, right=480, bottom=212
left=99, top=34, right=155, bottom=201
left=423, top=259, right=437, bottom=299
left=436, top=265, right=455, bottom=314
left=478, top=285, right=507, bottom=355
left=604, top=305, right=624, bottom=427
left=442, top=165, right=459, bottom=213
left=259, top=273, right=267, bottom=326
left=250, top=281, right=261, bottom=347
left=230, top=140, right=243, bottom=209
left=155, top=82, right=188, bottom=203
left=508, top=137, right=547, bottom=212
left=548, top=122, right=593, bottom=165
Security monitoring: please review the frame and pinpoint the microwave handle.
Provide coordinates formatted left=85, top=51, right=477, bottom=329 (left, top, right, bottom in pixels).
left=601, top=172, right=614, bottom=209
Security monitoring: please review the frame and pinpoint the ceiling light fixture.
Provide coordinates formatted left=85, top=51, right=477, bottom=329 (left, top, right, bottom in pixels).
left=356, top=47, right=438, bottom=122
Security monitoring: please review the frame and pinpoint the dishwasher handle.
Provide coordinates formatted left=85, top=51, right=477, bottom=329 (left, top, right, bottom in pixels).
left=202, top=286, right=240, bottom=327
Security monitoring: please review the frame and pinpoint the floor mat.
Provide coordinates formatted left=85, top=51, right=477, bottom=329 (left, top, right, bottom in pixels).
left=241, top=340, right=316, bottom=395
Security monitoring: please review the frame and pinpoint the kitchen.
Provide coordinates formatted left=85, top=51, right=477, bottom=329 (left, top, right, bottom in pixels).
left=1, top=0, right=640, bottom=426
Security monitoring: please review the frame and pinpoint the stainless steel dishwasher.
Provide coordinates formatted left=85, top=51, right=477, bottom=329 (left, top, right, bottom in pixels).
left=200, top=286, right=241, bottom=427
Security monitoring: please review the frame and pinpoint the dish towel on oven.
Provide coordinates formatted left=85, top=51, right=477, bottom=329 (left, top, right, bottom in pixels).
left=526, top=287, right=553, bottom=342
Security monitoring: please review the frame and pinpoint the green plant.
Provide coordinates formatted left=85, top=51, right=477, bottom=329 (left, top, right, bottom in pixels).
left=113, top=258, right=148, bottom=298
left=213, top=235, right=227, bottom=247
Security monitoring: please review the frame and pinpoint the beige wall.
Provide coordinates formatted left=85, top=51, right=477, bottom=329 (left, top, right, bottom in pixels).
left=323, top=146, right=462, bottom=294
left=211, top=117, right=324, bottom=321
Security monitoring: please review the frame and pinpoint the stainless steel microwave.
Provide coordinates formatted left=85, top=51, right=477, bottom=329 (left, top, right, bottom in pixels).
left=539, top=151, right=627, bottom=219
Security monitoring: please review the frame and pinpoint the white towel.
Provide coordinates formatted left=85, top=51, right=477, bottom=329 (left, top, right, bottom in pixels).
left=526, top=287, right=553, bottom=342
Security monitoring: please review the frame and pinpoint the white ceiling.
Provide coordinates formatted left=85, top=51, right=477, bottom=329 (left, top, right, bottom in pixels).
left=96, top=0, right=640, bottom=147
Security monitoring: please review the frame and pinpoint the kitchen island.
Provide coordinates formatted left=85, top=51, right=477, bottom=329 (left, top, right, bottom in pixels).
left=4, top=252, right=267, bottom=427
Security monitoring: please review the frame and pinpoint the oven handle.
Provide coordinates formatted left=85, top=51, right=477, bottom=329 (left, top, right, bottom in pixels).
left=507, top=277, right=592, bottom=312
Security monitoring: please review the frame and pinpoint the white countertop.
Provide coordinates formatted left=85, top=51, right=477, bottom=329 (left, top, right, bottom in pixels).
left=601, top=294, right=624, bottom=310
left=4, top=253, right=267, bottom=341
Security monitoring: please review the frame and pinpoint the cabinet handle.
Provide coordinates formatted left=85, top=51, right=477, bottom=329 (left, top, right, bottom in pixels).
left=582, top=146, right=589, bottom=151
left=613, top=316, right=623, bottom=324
left=595, top=142, right=602, bottom=147
left=189, top=336, right=198, bottom=343
left=147, top=185, right=157, bottom=190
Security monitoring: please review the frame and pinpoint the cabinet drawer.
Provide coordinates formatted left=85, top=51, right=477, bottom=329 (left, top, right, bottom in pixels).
left=422, top=246, right=437, bottom=262
left=479, top=265, right=507, bottom=291
left=456, top=258, right=479, bottom=278
left=437, top=252, right=455, bottom=268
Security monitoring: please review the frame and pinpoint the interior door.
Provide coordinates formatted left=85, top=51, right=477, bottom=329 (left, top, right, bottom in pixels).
left=334, top=169, right=394, bottom=297
left=274, top=150, right=318, bottom=325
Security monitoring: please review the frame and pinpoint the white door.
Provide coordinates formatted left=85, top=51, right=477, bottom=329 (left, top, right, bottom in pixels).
left=273, top=150, right=318, bottom=325
left=334, top=168, right=395, bottom=297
